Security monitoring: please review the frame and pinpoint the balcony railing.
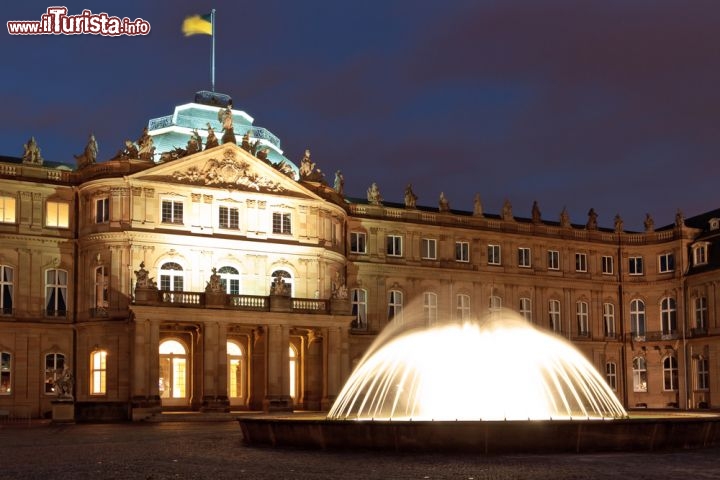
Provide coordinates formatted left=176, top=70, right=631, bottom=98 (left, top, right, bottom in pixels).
left=625, top=330, right=680, bottom=342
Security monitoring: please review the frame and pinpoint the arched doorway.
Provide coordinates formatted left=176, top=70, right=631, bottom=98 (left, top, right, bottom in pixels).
left=227, top=340, right=246, bottom=407
left=289, top=344, right=299, bottom=401
left=159, top=339, right=189, bottom=407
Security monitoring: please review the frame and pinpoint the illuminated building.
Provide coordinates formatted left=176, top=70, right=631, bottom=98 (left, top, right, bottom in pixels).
left=0, top=92, right=718, bottom=420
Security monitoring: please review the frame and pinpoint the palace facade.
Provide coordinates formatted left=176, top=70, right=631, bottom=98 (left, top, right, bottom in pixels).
left=1, top=92, right=719, bottom=420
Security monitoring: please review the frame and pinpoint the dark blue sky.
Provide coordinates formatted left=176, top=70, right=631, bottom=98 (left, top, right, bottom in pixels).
left=3, top=1, right=720, bottom=231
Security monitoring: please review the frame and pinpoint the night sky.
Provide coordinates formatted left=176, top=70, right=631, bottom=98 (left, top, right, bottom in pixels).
left=3, top=1, right=720, bottom=231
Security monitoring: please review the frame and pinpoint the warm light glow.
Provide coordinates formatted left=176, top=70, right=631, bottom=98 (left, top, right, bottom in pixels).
left=328, top=310, right=627, bottom=421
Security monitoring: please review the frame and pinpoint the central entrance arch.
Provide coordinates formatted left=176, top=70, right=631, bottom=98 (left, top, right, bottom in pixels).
left=159, top=339, right=189, bottom=407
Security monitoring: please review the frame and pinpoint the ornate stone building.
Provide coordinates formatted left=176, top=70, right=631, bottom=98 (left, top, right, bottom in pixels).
left=0, top=92, right=718, bottom=420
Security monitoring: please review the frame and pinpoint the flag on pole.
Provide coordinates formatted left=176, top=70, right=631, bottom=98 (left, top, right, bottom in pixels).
left=182, top=13, right=212, bottom=36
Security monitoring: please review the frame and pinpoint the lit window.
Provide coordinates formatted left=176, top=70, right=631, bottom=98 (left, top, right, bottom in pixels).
left=632, top=356, right=647, bottom=392
left=90, top=350, right=107, bottom=395
left=602, top=256, right=614, bottom=275
left=44, top=353, right=65, bottom=394
left=218, top=266, right=240, bottom=294
left=0, top=352, right=10, bottom=394
left=46, top=201, right=69, bottom=228
left=630, top=299, right=646, bottom=339
left=456, top=294, right=471, bottom=320
left=660, top=297, right=677, bottom=337
left=159, top=262, right=184, bottom=292
left=696, top=358, right=709, bottom=391
left=549, top=300, right=561, bottom=332
left=488, top=244, right=501, bottom=265
left=219, top=206, right=239, bottom=229
left=351, top=289, right=367, bottom=330
left=387, top=235, right=403, bottom=257
left=289, top=345, right=298, bottom=400
left=663, top=356, right=678, bottom=391
left=227, top=341, right=245, bottom=401
left=629, top=256, right=644, bottom=275
left=547, top=250, right=559, bottom=270
left=159, top=340, right=186, bottom=399
left=388, top=290, right=403, bottom=322
left=695, top=297, right=707, bottom=331
left=161, top=200, right=183, bottom=224
left=272, top=212, right=291, bottom=234
left=456, top=242, right=470, bottom=263
left=519, top=297, right=532, bottom=321
left=518, top=247, right=531, bottom=268
left=605, top=362, right=617, bottom=391
left=423, top=292, right=438, bottom=325
left=421, top=238, right=437, bottom=260
left=0, top=265, right=13, bottom=315
left=95, top=197, right=109, bottom=223
left=575, top=253, right=587, bottom=272
left=693, top=244, right=708, bottom=266
left=576, top=301, right=589, bottom=336
left=350, top=232, right=367, bottom=254
left=659, top=253, right=675, bottom=273
left=94, top=266, right=109, bottom=313
left=603, top=303, right=615, bottom=337
left=0, top=195, right=16, bottom=223
left=45, top=269, right=68, bottom=317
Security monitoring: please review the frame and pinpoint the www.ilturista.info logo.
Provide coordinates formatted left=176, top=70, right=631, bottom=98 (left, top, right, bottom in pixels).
left=7, top=7, right=150, bottom=36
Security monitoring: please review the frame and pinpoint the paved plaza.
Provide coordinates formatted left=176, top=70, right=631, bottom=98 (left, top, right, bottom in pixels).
left=1, top=419, right=720, bottom=480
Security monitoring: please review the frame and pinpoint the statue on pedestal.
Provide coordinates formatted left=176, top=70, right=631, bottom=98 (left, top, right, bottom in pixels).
left=205, top=267, right=223, bottom=293
left=53, top=368, right=74, bottom=400
left=205, top=123, right=219, bottom=150
left=134, top=262, right=156, bottom=289
left=439, top=192, right=450, bottom=212
left=334, top=170, right=345, bottom=195
left=22, top=136, right=44, bottom=165
left=644, top=213, right=655, bottom=233
left=404, top=184, right=417, bottom=208
left=473, top=193, right=483, bottom=217
left=74, top=133, right=98, bottom=168
left=367, top=182, right=382, bottom=205
left=531, top=201, right=542, bottom=223
left=586, top=208, right=598, bottom=230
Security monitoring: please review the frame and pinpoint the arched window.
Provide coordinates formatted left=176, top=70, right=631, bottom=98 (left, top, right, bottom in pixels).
left=630, top=299, right=645, bottom=339
left=388, top=290, right=403, bottom=322
left=519, top=297, right=532, bottom=321
left=0, top=265, right=13, bottom=315
left=457, top=294, right=471, bottom=320
left=660, top=297, right=677, bottom=337
left=90, top=350, right=107, bottom=395
left=159, top=262, right=184, bottom=291
left=45, top=269, right=68, bottom=317
left=605, top=362, right=617, bottom=391
left=227, top=341, right=245, bottom=402
left=603, top=303, right=615, bottom=337
left=576, top=301, right=589, bottom=336
left=632, top=356, right=647, bottom=392
left=218, top=266, right=240, bottom=295
left=549, top=300, right=561, bottom=332
left=270, top=270, right=292, bottom=296
left=663, top=356, right=678, bottom=391
left=159, top=340, right=187, bottom=400
left=45, top=353, right=66, bottom=394
left=423, top=292, right=438, bottom=325
left=289, top=345, right=298, bottom=400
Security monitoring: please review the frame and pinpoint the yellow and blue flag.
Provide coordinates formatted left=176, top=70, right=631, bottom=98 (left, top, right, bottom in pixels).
left=182, top=13, right=212, bottom=36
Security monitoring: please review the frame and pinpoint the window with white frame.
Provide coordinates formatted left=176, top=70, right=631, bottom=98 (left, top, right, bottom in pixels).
left=387, top=235, right=403, bottom=257
left=44, top=353, right=66, bottom=394
left=45, top=269, right=68, bottom=317
left=388, top=290, right=403, bottom=322
left=489, top=295, right=502, bottom=312
left=0, top=195, right=16, bottom=223
left=663, top=356, right=678, bottom=391
left=0, top=352, right=10, bottom=394
left=518, top=247, right=531, bottom=268
left=575, top=252, right=587, bottom=272
left=576, top=301, right=589, bottom=336
left=351, top=289, right=367, bottom=330
left=350, top=232, right=367, bottom=254
left=95, top=197, right=109, bottom=223
left=227, top=341, right=245, bottom=401
left=630, top=299, right=646, bottom=338
left=660, top=297, right=677, bottom=337
left=695, top=296, right=707, bottom=330
left=423, top=292, right=438, bottom=325
left=161, top=200, right=183, bottom=224
left=549, top=300, right=561, bottom=332
left=456, top=294, right=471, bottom=320
left=159, top=262, right=184, bottom=291
left=219, top=205, right=240, bottom=229
left=94, top=266, right=109, bottom=312
left=658, top=252, right=675, bottom=273
left=488, top=244, right=501, bottom=265
left=629, top=256, right=644, bottom=275
left=603, top=303, right=615, bottom=337
left=693, top=244, right=708, bottom=266
left=272, top=212, right=292, bottom=234
left=632, top=356, right=647, bottom=392
left=90, top=350, right=107, bottom=395
left=455, top=241, right=470, bottom=262
left=0, top=265, right=13, bottom=315
left=519, top=297, right=532, bottom=321
left=605, top=362, right=617, bottom=391
left=696, top=357, right=709, bottom=390
left=547, top=250, right=559, bottom=270
left=218, top=266, right=240, bottom=295
left=601, top=256, right=614, bottom=275
left=46, top=201, right=69, bottom=228
left=421, top=238, right=437, bottom=260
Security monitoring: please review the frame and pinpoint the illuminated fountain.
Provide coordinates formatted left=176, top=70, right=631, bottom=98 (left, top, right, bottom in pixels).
left=239, top=309, right=719, bottom=453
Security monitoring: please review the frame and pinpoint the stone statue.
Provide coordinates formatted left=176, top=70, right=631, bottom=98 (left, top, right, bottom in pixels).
left=137, top=128, right=155, bottom=162
left=643, top=213, right=655, bottom=232
left=439, top=192, right=450, bottom=212
left=614, top=214, right=624, bottom=233
left=331, top=271, right=348, bottom=300
left=473, top=193, right=483, bottom=217
left=531, top=201, right=541, bottom=223
left=241, top=130, right=252, bottom=151
left=186, top=130, right=201, bottom=155
left=299, top=149, right=315, bottom=179
left=22, top=136, right=43, bottom=165
left=205, top=123, right=219, bottom=149
left=675, top=209, right=684, bottom=228
left=270, top=275, right=290, bottom=296
left=205, top=267, right=223, bottom=293
left=53, top=368, right=74, bottom=400
left=560, top=207, right=571, bottom=228
left=367, top=182, right=382, bottom=205
left=134, top=262, right=156, bottom=289
left=404, top=184, right=417, bottom=208
left=74, top=133, right=98, bottom=168
left=502, top=199, right=513, bottom=221
left=112, top=139, right=139, bottom=160
left=218, top=105, right=236, bottom=144
left=586, top=208, right=598, bottom=230
left=334, top=170, right=345, bottom=195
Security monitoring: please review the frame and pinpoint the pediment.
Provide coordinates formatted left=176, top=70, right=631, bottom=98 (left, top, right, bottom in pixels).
left=129, top=144, right=316, bottom=199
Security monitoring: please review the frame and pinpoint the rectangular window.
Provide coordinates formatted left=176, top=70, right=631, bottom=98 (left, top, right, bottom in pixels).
left=547, top=250, right=559, bottom=270
left=421, top=238, right=437, bottom=260
left=659, top=253, right=675, bottom=273
left=388, top=290, right=403, bottom=322
left=695, top=297, right=708, bottom=331
left=350, top=232, right=367, bottom=254
left=602, top=256, right=614, bottom=275
left=518, top=247, right=531, bottom=268
left=0, top=195, right=16, bottom=223
left=694, top=245, right=708, bottom=266
left=0, top=265, right=13, bottom=315
left=455, top=241, right=470, bottom=262
left=45, top=269, right=68, bottom=317
left=577, top=301, right=589, bottom=336
left=95, top=197, right=109, bottom=223
left=46, top=201, right=69, bottom=228
left=488, top=244, right=501, bottom=265
left=629, top=256, right=644, bottom=275
left=549, top=300, right=561, bottom=332
left=90, top=350, right=107, bottom=395
left=45, top=353, right=65, bottom=394
left=351, top=289, right=367, bottom=330
left=387, top=235, right=403, bottom=257
left=456, top=294, right=471, bottom=320
left=161, top=200, right=183, bottom=224
left=0, top=352, right=10, bottom=394
left=575, top=253, right=587, bottom=272
left=606, top=362, right=617, bottom=391
left=489, top=295, right=502, bottom=312
left=519, top=297, right=532, bottom=321
left=603, top=303, right=615, bottom=337
left=94, top=266, right=109, bottom=313
left=272, top=212, right=291, bottom=234
left=219, top=206, right=240, bottom=229
left=423, top=292, right=438, bottom=324
left=697, top=358, right=709, bottom=390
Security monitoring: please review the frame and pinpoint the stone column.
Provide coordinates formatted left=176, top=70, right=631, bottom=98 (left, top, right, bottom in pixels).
left=263, top=324, right=292, bottom=411
left=201, top=321, right=230, bottom=412
left=321, top=326, right=343, bottom=410
left=131, top=318, right=161, bottom=420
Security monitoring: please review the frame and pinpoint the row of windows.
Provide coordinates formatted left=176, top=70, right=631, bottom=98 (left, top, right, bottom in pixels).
left=0, top=197, right=69, bottom=228
left=160, top=201, right=293, bottom=234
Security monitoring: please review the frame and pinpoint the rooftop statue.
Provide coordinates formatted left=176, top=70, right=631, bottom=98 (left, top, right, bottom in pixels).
left=205, top=123, right=219, bottom=149
left=241, top=130, right=252, bottom=151
left=22, top=136, right=44, bottom=165
left=334, top=170, right=345, bottom=195
left=586, top=208, right=598, bottom=230
left=299, top=149, right=315, bottom=179
left=367, top=182, right=382, bottom=205
left=560, top=207, right=571, bottom=228
left=404, top=183, right=417, bottom=209
left=675, top=209, right=684, bottom=228
left=643, top=213, right=655, bottom=233
left=74, top=133, right=98, bottom=168
left=137, top=127, right=155, bottom=161
left=473, top=193, right=483, bottom=217
left=502, top=199, right=513, bottom=221
left=219, top=104, right=236, bottom=145
left=531, top=201, right=542, bottom=223
left=614, top=214, right=624, bottom=233
left=439, top=192, right=450, bottom=212
left=186, top=130, right=201, bottom=155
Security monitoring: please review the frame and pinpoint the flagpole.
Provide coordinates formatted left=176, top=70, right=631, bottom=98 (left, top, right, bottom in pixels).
left=211, top=8, right=216, bottom=92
